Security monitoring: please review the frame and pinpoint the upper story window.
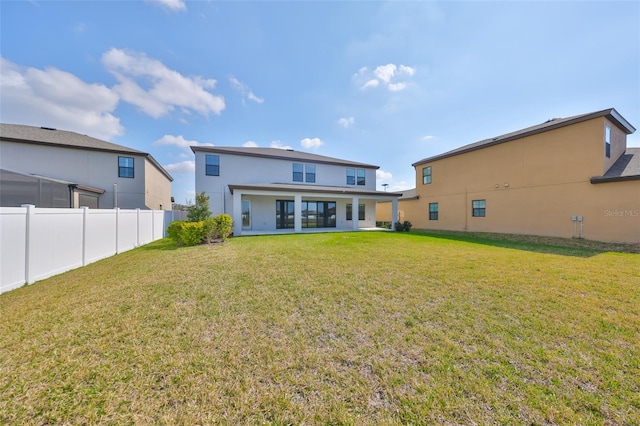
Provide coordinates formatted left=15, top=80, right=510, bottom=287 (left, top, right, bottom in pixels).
left=423, top=166, right=432, bottom=184
left=293, top=163, right=317, bottom=183
left=472, top=199, right=486, bottom=217
left=206, top=155, right=220, bottom=176
left=118, top=156, right=134, bottom=178
left=356, top=169, right=366, bottom=186
left=305, top=165, right=316, bottom=183
left=605, top=125, right=611, bottom=158
left=346, top=168, right=355, bottom=185
left=293, top=163, right=304, bottom=182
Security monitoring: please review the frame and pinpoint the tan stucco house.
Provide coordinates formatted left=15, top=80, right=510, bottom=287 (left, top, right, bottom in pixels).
left=378, top=108, right=639, bottom=243
left=0, top=124, right=173, bottom=210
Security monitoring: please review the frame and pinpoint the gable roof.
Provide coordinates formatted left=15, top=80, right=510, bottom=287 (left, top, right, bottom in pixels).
left=412, top=108, right=636, bottom=167
left=0, top=123, right=173, bottom=181
left=191, top=146, right=379, bottom=169
left=591, top=148, right=640, bottom=183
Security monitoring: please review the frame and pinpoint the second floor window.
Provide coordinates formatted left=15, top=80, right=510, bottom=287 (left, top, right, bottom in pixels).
left=357, top=169, right=366, bottom=186
left=293, top=163, right=304, bottom=182
left=346, top=169, right=355, bottom=185
left=305, top=165, right=316, bottom=183
left=118, top=156, right=134, bottom=178
left=605, top=125, right=611, bottom=158
left=206, top=155, right=220, bottom=176
left=423, top=166, right=432, bottom=184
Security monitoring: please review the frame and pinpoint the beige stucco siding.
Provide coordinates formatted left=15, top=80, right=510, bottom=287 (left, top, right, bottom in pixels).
left=144, top=159, right=172, bottom=210
left=396, top=116, right=639, bottom=243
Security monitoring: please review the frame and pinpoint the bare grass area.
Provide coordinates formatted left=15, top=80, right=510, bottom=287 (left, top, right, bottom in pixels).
left=1, top=232, right=639, bottom=424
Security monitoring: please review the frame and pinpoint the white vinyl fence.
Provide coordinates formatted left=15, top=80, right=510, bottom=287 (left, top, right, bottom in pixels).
left=1, top=205, right=165, bottom=294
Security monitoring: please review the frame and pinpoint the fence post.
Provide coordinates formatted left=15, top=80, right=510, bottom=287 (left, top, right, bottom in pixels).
left=115, top=208, right=120, bottom=254
left=82, top=206, right=89, bottom=266
left=21, top=204, right=35, bottom=285
left=136, top=208, right=141, bottom=247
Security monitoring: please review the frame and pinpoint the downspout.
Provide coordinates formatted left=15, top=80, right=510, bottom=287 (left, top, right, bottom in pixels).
left=464, top=187, right=468, bottom=231
left=68, top=184, right=74, bottom=208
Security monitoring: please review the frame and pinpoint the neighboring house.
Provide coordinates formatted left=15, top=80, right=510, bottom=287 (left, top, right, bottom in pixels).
left=192, top=146, right=400, bottom=236
left=0, top=124, right=173, bottom=210
left=377, top=188, right=419, bottom=224
left=385, top=108, right=639, bottom=244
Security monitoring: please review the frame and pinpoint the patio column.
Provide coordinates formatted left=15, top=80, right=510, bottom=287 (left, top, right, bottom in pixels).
left=294, top=194, right=302, bottom=233
left=391, top=197, right=399, bottom=228
left=352, top=196, right=359, bottom=231
left=232, top=190, right=242, bottom=237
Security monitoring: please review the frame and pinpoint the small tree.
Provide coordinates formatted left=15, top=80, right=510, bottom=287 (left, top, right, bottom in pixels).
left=187, top=192, right=211, bottom=222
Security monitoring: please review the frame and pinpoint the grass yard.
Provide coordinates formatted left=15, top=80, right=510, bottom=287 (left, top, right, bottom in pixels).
left=1, top=231, right=639, bottom=425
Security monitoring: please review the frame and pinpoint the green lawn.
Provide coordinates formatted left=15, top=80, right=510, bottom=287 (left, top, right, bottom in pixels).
left=1, top=232, right=639, bottom=424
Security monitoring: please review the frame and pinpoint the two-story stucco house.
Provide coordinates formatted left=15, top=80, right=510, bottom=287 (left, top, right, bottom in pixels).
left=0, top=124, right=173, bottom=210
left=192, top=146, right=399, bottom=236
left=380, top=108, right=639, bottom=244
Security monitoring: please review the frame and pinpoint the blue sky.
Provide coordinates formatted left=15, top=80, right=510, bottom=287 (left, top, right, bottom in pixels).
left=1, top=0, right=639, bottom=205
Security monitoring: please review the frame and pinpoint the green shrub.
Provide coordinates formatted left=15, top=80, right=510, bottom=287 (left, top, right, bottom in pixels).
left=214, top=214, right=233, bottom=241
left=187, top=192, right=211, bottom=222
left=167, top=220, right=186, bottom=244
left=203, top=217, right=217, bottom=244
left=168, top=214, right=233, bottom=246
left=395, top=220, right=413, bottom=232
left=180, top=221, right=205, bottom=246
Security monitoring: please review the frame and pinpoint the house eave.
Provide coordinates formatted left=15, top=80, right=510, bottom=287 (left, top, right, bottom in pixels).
left=412, top=108, right=636, bottom=167
left=228, top=183, right=401, bottom=198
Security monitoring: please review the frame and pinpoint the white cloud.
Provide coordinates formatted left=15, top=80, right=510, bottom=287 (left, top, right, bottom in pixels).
left=164, top=160, right=195, bottom=174
left=362, top=79, right=380, bottom=90
left=338, top=116, right=355, bottom=128
left=355, top=63, right=416, bottom=92
left=376, top=169, right=393, bottom=181
left=421, top=135, right=434, bottom=141
left=399, top=65, right=415, bottom=76
left=243, top=141, right=258, bottom=147
left=153, top=134, right=213, bottom=149
left=146, top=0, right=186, bottom=12
left=391, top=181, right=412, bottom=192
left=271, top=140, right=292, bottom=150
left=102, top=48, right=225, bottom=118
left=228, top=75, right=264, bottom=104
left=0, top=56, right=123, bottom=141
left=374, top=64, right=397, bottom=84
left=300, top=137, right=323, bottom=150
left=388, top=82, right=407, bottom=92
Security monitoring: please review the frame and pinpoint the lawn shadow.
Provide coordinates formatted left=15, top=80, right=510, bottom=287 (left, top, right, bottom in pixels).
left=138, top=238, right=183, bottom=251
left=409, top=230, right=639, bottom=258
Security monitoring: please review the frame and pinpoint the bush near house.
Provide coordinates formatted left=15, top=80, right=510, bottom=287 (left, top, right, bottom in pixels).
left=169, top=214, right=233, bottom=246
left=395, top=220, right=412, bottom=231
left=187, top=192, right=211, bottom=222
